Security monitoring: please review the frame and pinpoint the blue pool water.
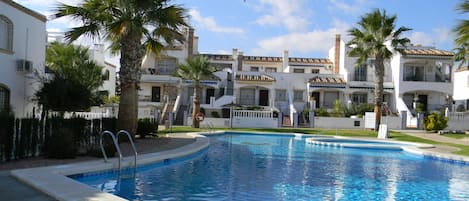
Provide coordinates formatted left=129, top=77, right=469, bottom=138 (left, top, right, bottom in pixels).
left=72, top=133, right=469, bottom=200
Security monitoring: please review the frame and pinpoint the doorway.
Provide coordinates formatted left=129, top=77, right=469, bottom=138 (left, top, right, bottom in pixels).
left=259, top=90, right=269, bottom=106
left=151, top=87, right=160, bottom=102
left=311, top=92, right=320, bottom=108
left=417, top=95, right=428, bottom=112
left=206, top=88, right=215, bottom=104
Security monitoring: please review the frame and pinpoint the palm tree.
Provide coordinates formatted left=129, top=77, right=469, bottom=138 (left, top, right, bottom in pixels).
left=54, top=0, right=187, bottom=137
left=347, top=9, right=411, bottom=130
left=46, top=42, right=103, bottom=91
left=454, top=42, right=469, bottom=68
left=455, top=0, right=469, bottom=46
left=175, top=56, right=214, bottom=128
left=455, top=1, right=469, bottom=68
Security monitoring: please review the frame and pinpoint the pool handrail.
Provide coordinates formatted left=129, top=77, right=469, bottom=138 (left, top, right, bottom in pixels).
left=100, top=131, right=123, bottom=170
left=116, top=130, right=138, bottom=171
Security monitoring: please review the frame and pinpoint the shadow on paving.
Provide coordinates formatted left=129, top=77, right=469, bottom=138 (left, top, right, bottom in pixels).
left=0, top=136, right=196, bottom=200
left=0, top=171, right=54, bottom=201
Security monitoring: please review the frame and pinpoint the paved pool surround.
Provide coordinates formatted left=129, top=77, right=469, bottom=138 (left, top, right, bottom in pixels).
left=11, top=131, right=469, bottom=201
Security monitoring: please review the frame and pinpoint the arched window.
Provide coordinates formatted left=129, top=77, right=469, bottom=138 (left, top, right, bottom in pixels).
left=0, top=85, right=10, bottom=111
left=0, top=15, right=13, bottom=52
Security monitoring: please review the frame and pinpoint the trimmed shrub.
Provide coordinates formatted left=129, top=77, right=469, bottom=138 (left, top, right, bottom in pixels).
left=137, top=118, right=158, bottom=138
left=423, top=112, right=448, bottom=132
left=315, top=108, right=330, bottom=117
left=211, top=111, right=220, bottom=118
left=43, top=126, right=77, bottom=159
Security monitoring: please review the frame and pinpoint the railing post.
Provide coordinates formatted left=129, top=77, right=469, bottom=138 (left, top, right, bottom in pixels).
left=417, top=113, right=424, bottom=130
left=278, top=112, right=283, bottom=128
left=293, top=112, right=298, bottom=128
left=400, top=111, right=407, bottom=129
left=309, top=110, right=315, bottom=128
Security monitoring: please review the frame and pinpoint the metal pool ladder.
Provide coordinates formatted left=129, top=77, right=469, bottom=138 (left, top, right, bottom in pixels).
left=100, top=130, right=138, bottom=171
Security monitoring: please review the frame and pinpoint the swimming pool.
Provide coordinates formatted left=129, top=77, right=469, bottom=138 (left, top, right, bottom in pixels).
left=71, top=133, right=469, bottom=200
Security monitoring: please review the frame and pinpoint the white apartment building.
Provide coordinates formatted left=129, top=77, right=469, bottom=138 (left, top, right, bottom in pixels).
left=0, top=0, right=46, bottom=117
left=333, top=35, right=454, bottom=118
left=138, top=30, right=454, bottom=125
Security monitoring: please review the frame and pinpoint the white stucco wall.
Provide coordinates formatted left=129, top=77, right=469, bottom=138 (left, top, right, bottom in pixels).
left=0, top=1, right=46, bottom=117
left=89, top=44, right=116, bottom=97
left=453, top=70, right=469, bottom=100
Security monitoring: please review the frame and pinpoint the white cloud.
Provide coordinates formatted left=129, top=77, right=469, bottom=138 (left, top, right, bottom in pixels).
left=329, top=0, right=370, bottom=15
left=14, top=0, right=81, bottom=7
left=251, top=21, right=350, bottom=56
left=254, top=0, right=310, bottom=32
left=408, top=28, right=454, bottom=47
left=188, top=9, right=244, bottom=34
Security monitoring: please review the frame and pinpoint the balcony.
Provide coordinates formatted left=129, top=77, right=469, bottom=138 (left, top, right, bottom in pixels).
left=143, top=67, right=176, bottom=75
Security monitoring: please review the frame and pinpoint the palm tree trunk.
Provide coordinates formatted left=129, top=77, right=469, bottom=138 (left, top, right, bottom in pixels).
left=117, top=34, right=143, bottom=138
left=192, top=81, right=201, bottom=128
left=374, top=56, right=385, bottom=131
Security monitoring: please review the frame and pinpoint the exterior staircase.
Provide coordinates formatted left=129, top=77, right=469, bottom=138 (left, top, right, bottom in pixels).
left=159, top=102, right=174, bottom=124
left=174, top=105, right=188, bottom=125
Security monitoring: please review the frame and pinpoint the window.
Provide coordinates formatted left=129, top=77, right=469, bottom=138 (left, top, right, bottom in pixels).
left=0, top=15, right=13, bottom=52
left=352, top=93, right=367, bottom=104
left=102, top=70, right=110, bottom=80
left=293, top=90, right=303, bottom=101
left=353, top=64, right=367, bottom=81
left=0, top=86, right=10, bottom=111
left=311, top=69, right=320, bottom=74
left=265, top=67, right=277, bottom=72
left=293, top=68, right=304, bottom=73
left=155, top=58, right=177, bottom=74
left=275, top=89, right=286, bottom=101
left=404, top=65, right=425, bottom=81
left=151, top=87, right=161, bottom=102
left=250, top=66, right=259, bottom=72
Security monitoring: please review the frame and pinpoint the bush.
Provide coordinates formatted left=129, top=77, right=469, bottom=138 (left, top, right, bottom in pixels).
left=43, top=127, right=77, bottom=159
left=0, top=107, right=15, bottom=161
left=456, top=104, right=466, bottom=112
left=137, top=118, right=158, bottom=138
left=423, top=112, right=448, bottom=132
left=315, top=108, right=329, bottom=117
left=211, top=111, right=220, bottom=118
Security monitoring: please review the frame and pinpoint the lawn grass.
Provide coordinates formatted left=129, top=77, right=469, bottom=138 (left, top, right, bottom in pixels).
left=442, top=133, right=468, bottom=139
left=158, top=126, right=469, bottom=156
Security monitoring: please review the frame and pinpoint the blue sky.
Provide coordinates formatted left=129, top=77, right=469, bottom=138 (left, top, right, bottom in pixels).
left=14, top=0, right=466, bottom=59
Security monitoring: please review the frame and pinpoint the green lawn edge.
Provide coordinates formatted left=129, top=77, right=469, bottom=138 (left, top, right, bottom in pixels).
left=158, top=126, right=469, bottom=156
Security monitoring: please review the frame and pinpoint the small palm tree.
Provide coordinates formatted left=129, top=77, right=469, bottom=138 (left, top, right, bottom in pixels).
left=347, top=9, right=411, bottom=130
left=46, top=42, right=103, bottom=91
left=54, top=0, right=187, bottom=137
left=175, top=56, right=214, bottom=128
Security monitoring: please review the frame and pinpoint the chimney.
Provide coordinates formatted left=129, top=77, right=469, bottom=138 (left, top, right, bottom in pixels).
left=282, top=50, right=289, bottom=72
left=187, top=27, right=195, bottom=57
left=334, top=34, right=340, bottom=74
left=237, top=51, right=243, bottom=71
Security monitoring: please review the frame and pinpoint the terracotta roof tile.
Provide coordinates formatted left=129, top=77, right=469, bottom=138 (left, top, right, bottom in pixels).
left=308, top=76, right=346, bottom=86
left=402, top=48, right=453, bottom=56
